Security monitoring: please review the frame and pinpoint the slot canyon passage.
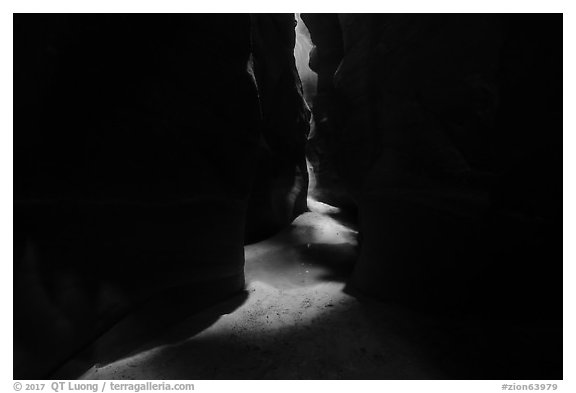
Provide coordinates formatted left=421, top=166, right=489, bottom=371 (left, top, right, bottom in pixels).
left=13, top=14, right=562, bottom=380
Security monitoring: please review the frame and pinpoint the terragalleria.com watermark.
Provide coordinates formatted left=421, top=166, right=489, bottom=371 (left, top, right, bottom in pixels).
left=13, top=381, right=195, bottom=392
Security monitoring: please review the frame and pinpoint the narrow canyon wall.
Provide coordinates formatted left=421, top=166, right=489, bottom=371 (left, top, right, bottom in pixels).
left=245, top=14, right=311, bottom=243
left=302, top=14, right=562, bottom=316
left=14, top=14, right=309, bottom=378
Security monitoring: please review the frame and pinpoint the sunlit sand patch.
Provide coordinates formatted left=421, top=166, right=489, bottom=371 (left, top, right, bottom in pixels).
left=79, top=280, right=354, bottom=380
left=79, top=208, right=441, bottom=380
left=307, top=197, right=341, bottom=215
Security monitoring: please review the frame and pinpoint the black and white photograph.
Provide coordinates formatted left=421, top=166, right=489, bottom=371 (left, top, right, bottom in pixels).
left=6, top=1, right=572, bottom=390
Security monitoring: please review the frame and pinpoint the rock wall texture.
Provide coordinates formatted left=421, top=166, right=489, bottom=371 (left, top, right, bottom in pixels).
left=245, top=14, right=310, bottom=243
left=302, top=14, right=562, bottom=317
left=14, top=14, right=309, bottom=378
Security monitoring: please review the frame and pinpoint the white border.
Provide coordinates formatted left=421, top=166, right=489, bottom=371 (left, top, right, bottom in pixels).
left=4, top=0, right=571, bottom=13
left=2, top=2, right=572, bottom=391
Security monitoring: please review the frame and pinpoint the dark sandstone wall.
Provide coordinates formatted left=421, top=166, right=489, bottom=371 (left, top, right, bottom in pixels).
left=302, top=14, right=562, bottom=317
left=245, top=14, right=310, bottom=243
left=13, top=14, right=308, bottom=378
